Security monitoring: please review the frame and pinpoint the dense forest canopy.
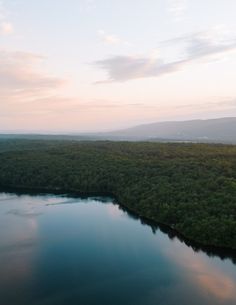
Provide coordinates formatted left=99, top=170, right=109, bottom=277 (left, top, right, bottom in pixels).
left=0, top=139, right=236, bottom=249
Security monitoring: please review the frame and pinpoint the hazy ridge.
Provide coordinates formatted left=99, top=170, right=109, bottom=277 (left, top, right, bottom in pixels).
left=1, top=117, right=236, bottom=144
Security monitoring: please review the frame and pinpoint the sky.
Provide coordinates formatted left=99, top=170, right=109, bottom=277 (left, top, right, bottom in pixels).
left=1, top=0, right=236, bottom=133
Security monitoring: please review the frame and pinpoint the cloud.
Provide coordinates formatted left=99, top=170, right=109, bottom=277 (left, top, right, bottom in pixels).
left=97, top=30, right=132, bottom=47
left=0, top=50, right=66, bottom=96
left=24, top=97, right=144, bottom=116
left=0, top=49, right=146, bottom=123
left=0, top=49, right=67, bottom=122
left=178, top=97, right=236, bottom=111
left=94, top=55, right=179, bottom=83
left=0, top=49, right=148, bottom=127
left=0, top=21, right=13, bottom=35
left=94, top=30, right=236, bottom=83
left=177, top=29, right=236, bottom=59
left=97, top=30, right=121, bottom=45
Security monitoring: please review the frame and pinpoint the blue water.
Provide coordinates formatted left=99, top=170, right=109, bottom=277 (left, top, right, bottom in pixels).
left=0, top=192, right=235, bottom=305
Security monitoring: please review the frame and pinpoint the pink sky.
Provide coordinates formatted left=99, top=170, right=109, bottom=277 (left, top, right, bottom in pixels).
left=1, top=0, right=236, bottom=132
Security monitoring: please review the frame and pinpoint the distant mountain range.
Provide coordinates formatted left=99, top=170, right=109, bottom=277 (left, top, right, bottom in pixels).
left=98, top=117, right=236, bottom=143
left=1, top=117, right=236, bottom=144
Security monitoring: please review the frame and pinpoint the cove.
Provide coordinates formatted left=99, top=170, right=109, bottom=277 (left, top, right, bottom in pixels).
left=0, top=192, right=236, bottom=305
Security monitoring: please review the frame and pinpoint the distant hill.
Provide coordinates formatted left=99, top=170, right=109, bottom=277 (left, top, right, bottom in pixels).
left=99, top=117, right=236, bottom=143
left=0, top=117, right=236, bottom=144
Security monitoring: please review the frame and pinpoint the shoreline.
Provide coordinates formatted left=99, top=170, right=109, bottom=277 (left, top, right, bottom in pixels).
left=1, top=184, right=236, bottom=260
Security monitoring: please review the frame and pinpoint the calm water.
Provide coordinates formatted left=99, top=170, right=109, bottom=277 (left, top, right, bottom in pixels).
left=0, top=193, right=236, bottom=305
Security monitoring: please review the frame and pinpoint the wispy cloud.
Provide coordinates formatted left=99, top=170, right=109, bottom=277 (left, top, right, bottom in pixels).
left=0, top=49, right=67, bottom=112
left=164, top=28, right=236, bottom=59
left=94, top=55, right=178, bottom=83
left=0, top=49, right=145, bottom=122
left=97, top=29, right=131, bottom=47
left=97, top=30, right=121, bottom=45
left=174, top=97, right=236, bottom=111
left=94, top=29, right=236, bottom=83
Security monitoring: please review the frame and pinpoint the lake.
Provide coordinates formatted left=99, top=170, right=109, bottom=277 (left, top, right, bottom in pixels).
left=0, top=192, right=236, bottom=305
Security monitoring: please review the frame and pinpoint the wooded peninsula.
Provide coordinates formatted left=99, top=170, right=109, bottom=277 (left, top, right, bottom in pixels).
left=0, top=139, right=235, bottom=250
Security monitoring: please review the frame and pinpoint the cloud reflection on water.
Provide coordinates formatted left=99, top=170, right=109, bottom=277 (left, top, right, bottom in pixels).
left=160, top=238, right=236, bottom=301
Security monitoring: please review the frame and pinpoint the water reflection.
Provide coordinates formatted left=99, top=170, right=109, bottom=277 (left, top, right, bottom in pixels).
left=0, top=195, right=39, bottom=304
left=0, top=192, right=235, bottom=305
left=159, top=239, right=236, bottom=301
left=116, top=202, right=236, bottom=302
left=116, top=204, right=236, bottom=265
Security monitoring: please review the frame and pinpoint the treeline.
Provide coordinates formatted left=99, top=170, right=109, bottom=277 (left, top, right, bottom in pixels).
left=0, top=140, right=236, bottom=249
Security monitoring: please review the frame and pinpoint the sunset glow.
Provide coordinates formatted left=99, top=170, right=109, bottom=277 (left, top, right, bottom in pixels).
left=1, top=0, right=236, bottom=132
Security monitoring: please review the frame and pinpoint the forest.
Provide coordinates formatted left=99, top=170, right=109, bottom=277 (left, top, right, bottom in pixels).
left=0, top=139, right=236, bottom=249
